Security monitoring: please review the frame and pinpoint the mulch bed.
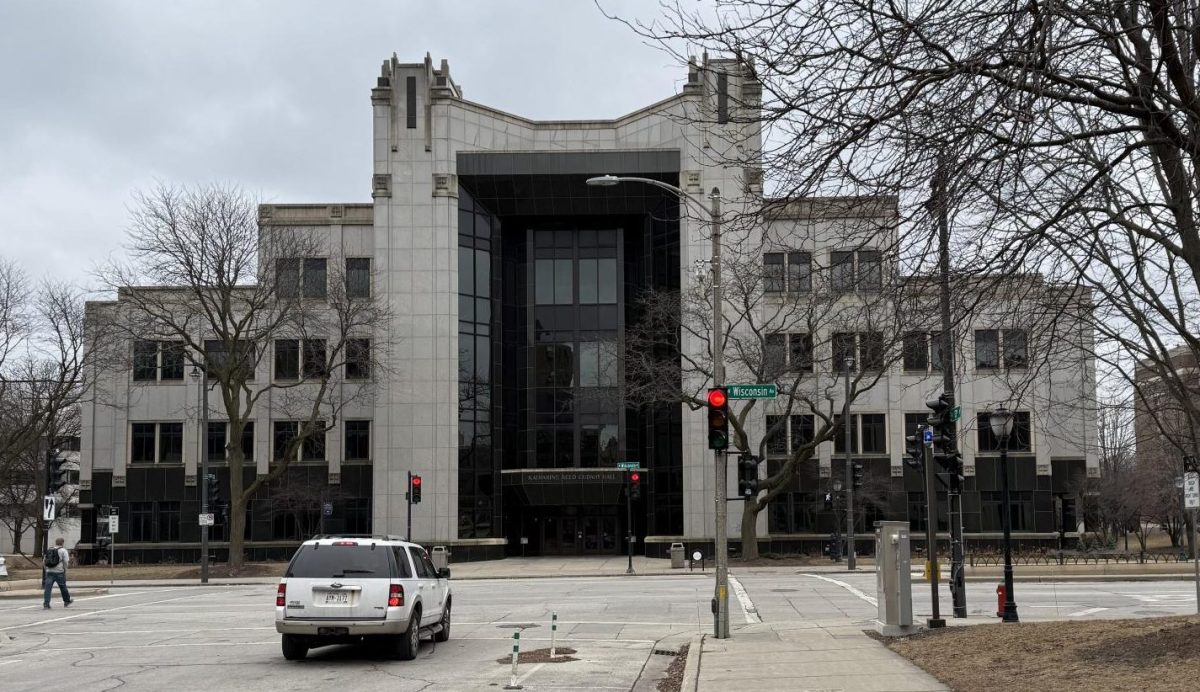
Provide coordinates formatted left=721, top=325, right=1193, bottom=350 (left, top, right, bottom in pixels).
left=495, top=647, right=578, bottom=664
left=877, top=616, right=1200, bottom=692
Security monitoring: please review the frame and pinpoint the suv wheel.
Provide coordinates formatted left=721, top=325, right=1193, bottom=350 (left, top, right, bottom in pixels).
left=395, top=609, right=421, bottom=660
left=434, top=600, right=451, bottom=642
left=281, top=634, right=309, bottom=661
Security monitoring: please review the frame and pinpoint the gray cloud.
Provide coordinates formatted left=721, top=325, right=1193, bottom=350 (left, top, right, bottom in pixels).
left=0, top=0, right=681, bottom=287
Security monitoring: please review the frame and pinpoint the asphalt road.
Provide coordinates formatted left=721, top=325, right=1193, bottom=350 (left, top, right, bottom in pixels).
left=0, top=576, right=709, bottom=692
left=1, top=571, right=1196, bottom=691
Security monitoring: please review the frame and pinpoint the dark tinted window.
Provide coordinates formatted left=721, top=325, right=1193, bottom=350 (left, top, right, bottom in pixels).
left=275, top=339, right=299, bottom=379
left=408, top=547, right=434, bottom=578
left=159, top=423, right=183, bottom=463
left=286, top=544, right=394, bottom=578
left=303, top=258, right=327, bottom=299
left=161, top=342, right=186, bottom=380
left=391, top=547, right=413, bottom=578
left=133, top=340, right=158, bottom=381
left=347, top=258, right=371, bottom=298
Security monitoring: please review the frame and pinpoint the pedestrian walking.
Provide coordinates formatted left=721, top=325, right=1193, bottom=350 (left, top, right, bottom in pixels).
left=43, top=537, right=73, bottom=609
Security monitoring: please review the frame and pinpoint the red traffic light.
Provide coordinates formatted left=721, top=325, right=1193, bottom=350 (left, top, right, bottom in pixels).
left=707, top=388, right=727, bottom=408
left=630, top=472, right=640, bottom=482
left=411, top=476, right=422, bottom=486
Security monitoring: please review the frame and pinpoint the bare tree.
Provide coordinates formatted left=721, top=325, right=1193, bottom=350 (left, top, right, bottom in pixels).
left=96, top=184, right=387, bottom=569
left=624, top=197, right=917, bottom=558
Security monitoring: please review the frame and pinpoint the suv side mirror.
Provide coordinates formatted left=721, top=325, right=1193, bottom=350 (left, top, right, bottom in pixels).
left=437, top=567, right=451, bottom=579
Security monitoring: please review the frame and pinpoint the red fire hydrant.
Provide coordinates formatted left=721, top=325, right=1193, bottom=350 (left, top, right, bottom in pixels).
left=996, top=584, right=1006, bottom=618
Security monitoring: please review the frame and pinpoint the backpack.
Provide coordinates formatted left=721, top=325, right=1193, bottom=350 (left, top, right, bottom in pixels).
left=44, top=547, right=61, bottom=568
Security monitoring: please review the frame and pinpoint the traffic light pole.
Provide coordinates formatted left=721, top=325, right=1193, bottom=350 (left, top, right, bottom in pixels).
left=407, top=470, right=413, bottom=541
left=923, top=441, right=945, bottom=628
left=933, top=162, right=966, bottom=618
left=843, top=357, right=856, bottom=571
left=626, top=473, right=634, bottom=575
left=200, top=369, right=210, bottom=585
left=710, top=188, right=730, bottom=641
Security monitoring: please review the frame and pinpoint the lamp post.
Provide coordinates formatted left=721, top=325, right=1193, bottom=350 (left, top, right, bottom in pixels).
left=831, top=478, right=843, bottom=561
left=586, top=174, right=729, bottom=638
left=191, top=366, right=210, bottom=584
left=989, top=404, right=1018, bottom=623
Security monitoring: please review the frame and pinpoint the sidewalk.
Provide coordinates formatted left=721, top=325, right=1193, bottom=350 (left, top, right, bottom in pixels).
left=693, top=621, right=948, bottom=692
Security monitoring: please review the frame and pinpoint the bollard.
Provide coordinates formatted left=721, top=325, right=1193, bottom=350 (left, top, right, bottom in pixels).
left=504, top=631, right=522, bottom=690
left=550, top=611, right=558, bottom=659
left=995, top=584, right=1005, bottom=618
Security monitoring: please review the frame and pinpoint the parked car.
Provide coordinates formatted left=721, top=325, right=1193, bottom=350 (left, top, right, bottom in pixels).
left=274, top=535, right=452, bottom=660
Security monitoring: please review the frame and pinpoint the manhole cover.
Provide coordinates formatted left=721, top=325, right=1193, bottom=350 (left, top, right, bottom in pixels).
left=495, top=623, right=540, bottom=629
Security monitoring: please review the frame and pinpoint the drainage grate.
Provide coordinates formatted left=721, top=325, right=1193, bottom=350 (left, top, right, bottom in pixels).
left=652, top=648, right=680, bottom=656
left=495, top=623, right=540, bottom=629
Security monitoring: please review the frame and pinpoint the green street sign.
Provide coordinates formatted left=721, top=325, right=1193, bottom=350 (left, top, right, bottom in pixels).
left=726, top=384, right=777, bottom=400
left=616, top=461, right=639, bottom=470
left=950, top=406, right=961, bottom=422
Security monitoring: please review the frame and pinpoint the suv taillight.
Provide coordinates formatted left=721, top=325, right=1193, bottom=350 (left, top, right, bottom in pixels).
left=276, top=582, right=286, bottom=607
left=388, top=583, right=403, bottom=607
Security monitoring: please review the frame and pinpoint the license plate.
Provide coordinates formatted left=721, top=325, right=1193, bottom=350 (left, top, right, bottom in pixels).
left=324, top=591, right=350, bottom=605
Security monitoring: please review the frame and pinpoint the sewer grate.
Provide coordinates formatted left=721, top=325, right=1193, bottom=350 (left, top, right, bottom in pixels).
left=652, top=648, right=680, bottom=656
left=495, top=623, right=540, bottom=629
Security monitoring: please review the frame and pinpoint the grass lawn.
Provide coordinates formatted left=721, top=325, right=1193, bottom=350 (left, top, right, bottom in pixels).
left=879, top=616, right=1200, bottom=692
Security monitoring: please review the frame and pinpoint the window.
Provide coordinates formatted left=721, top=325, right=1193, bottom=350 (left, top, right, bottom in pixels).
left=578, top=341, right=618, bottom=387
left=1003, top=329, right=1028, bottom=368
left=858, top=250, right=882, bottom=290
left=830, top=251, right=855, bottom=292
left=930, top=332, right=946, bottom=371
left=130, top=422, right=183, bottom=464
left=302, top=423, right=326, bottom=461
left=157, top=501, right=180, bottom=542
left=345, top=420, right=371, bottom=461
left=790, top=415, right=815, bottom=451
left=303, top=258, right=327, bottom=299
left=207, top=422, right=254, bottom=461
left=276, top=258, right=300, bottom=298
left=832, top=333, right=856, bottom=371
left=903, top=412, right=928, bottom=441
left=274, top=421, right=297, bottom=461
left=860, top=414, right=886, bottom=454
left=977, top=411, right=1033, bottom=453
left=158, top=422, right=183, bottom=463
left=788, top=252, right=812, bottom=292
left=831, top=249, right=882, bottom=292
left=346, top=338, right=371, bottom=380
left=763, top=253, right=785, bottom=292
left=204, top=340, right=255, bottom=379
left=133, top=341, right=186, bottom=382
left=860, top=332, right=886, bottom=371
left=764, top=333, right=787, bottom=376
left=276, top=258, right=327, bottom=299
left=578, top=258, right=617, bottom=304
left=275, top=421, right=327, bottom=462
left=302, top=339, right=327, bottom=378
left=765, top=415, right=788, bottom=456
left=975, top=330, right=1000, bottom=369
left=130, top=502, right=154, bottom=542
left=903, top=333, right=928, bottom=371
left=131, top=423, right=156, bottom=463
left=833, top=414, right=887, bottom=454
left=789, top=333, right=814, bottom=372
left=405, top=76, right=417, bottom=129
left=133, top=341, right=158, bottom=381
left=535, top=259, right=573, bottom=305
left=274, top=339, right=300, bottom=379
left=346, top=258, right=371, bottom=299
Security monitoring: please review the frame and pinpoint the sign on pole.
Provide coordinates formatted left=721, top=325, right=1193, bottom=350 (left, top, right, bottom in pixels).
left=923, top=429, right=934, bottom=446
left=950, top=406, right=961, bottom=422
left=322, top=502, right=333, bottom=517
left=726, top=384, right=777, bottom=400
left=42, top=495, right=56, bottom=521
left=108, top=514, right=119, bottom=534
left=1184, top=472, right=1200, bottom=510
left=616, top=461, right=639, bottom=470
left=198, top=513, right=215, bottom=526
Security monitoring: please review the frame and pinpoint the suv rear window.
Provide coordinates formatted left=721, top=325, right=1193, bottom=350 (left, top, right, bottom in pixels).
left=285, top=544, right=393, bottom=578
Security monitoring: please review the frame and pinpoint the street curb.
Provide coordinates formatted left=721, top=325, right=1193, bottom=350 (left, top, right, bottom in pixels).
left=0, top=587, right=109, bottom=600
left=681, top=634, right=703, bottom=692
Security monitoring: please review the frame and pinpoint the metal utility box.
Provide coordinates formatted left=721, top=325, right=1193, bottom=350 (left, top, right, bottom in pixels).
left=670, top=542, right=685, bottom=569
left=875, top=521, right=916, bottom=636
left=431, top=546, right=449, bottom=570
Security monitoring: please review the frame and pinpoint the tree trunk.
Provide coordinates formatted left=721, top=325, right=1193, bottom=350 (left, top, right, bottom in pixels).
left=740, top=502, right=761, bottom=560
left=11, top=518, right=25, bottom=554
left=228, top=453, right=246, bottom=570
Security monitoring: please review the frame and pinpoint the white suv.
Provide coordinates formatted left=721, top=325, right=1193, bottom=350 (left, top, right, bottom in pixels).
left=274, top=535, right=452, bottom=661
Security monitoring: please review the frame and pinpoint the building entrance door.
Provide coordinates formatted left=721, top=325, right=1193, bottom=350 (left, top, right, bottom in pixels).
left=540, top=512, right=619, bottom=555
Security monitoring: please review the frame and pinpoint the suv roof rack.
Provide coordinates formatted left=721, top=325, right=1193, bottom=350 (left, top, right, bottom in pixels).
left=310, top=534, right=407, bottom=542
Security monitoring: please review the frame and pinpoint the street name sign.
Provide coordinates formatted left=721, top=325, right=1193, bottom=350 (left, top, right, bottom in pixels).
left=42, top=496, right=56, bottom=521
left=198, top=513, right=215, bottom=526
left=1185, top=472, right=1200, bottom=510
left=950, top=406, right=961, bottom=422
left=726, top=384, right=777, bottom=400
left=616, top=461, right=639, bottom=470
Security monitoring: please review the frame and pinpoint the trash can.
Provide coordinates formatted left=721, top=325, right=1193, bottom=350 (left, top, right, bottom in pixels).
left=431, top=546, right=449, bottom=570
left=0, top=555, right=8, bottom=579
left=670, top=542, right=685, bottom=569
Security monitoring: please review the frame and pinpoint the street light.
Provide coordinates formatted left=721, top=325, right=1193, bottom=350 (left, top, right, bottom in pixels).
left=191, top=365, right=211, bottom=584
left=841, top=356, right=857, bottom=570
left=585, top=174, right=729, bottom=638
left=988, top=404, right=1019, bottom=623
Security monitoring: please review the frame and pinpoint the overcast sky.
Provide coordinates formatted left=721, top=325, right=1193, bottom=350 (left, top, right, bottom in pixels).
left=0, top=1, right=685, bottom=290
